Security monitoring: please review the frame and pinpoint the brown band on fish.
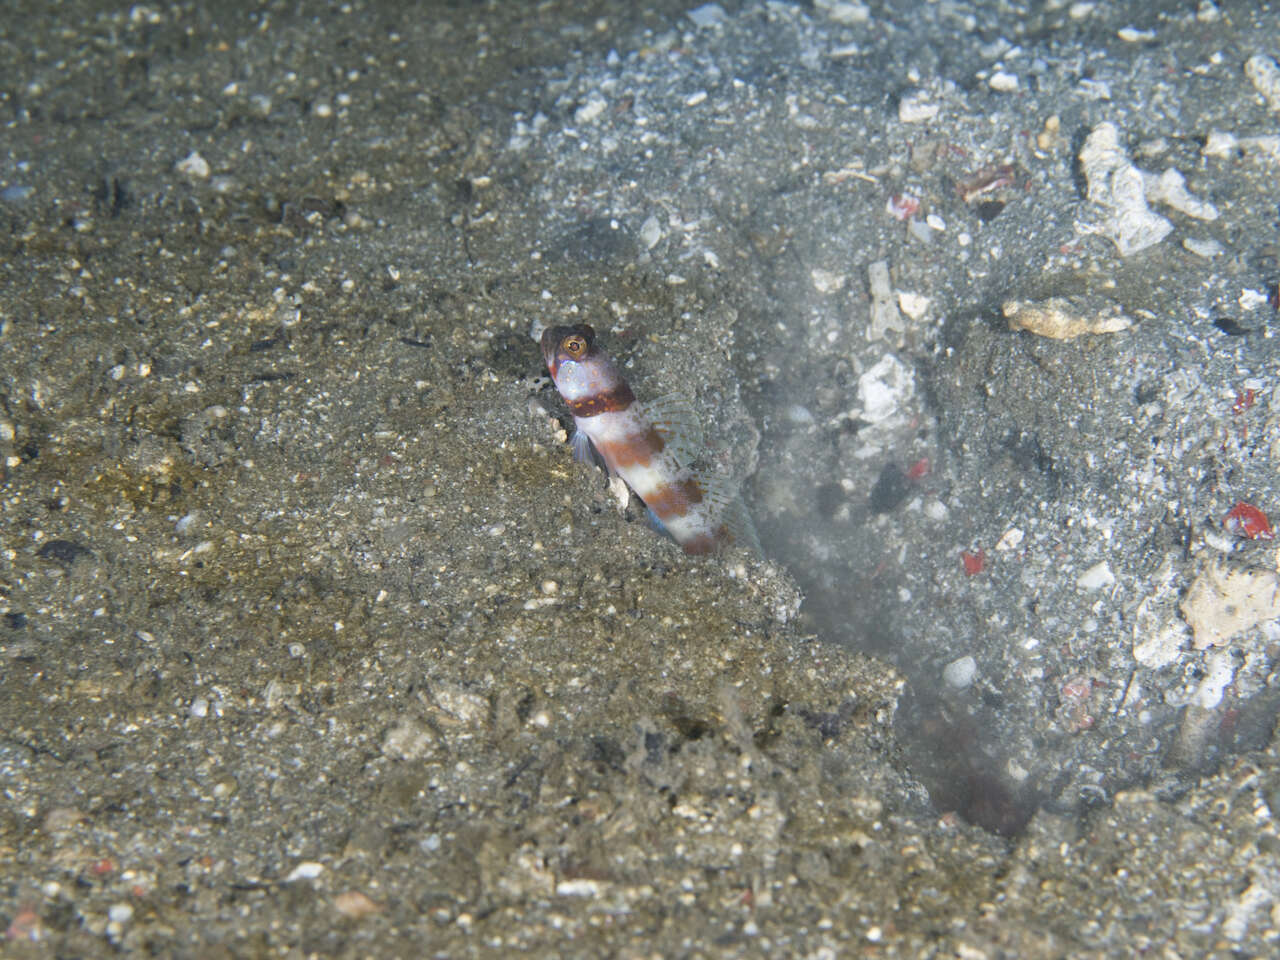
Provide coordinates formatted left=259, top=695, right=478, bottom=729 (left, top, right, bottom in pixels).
left=679, top=532, right=717, bottom=555
left=568, top=382, right=636, bottom=418
left=595, top=429, right=664, bottom=471
left=676, top=477, right=704, bottom=507
left=641, top=482, right=695, bottom=519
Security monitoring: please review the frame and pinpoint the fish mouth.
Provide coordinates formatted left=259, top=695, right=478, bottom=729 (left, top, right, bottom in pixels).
left=539, top=326, right=561, bottom=372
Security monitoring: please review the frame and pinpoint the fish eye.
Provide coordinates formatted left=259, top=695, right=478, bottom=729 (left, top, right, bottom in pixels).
left=562, top=335, right=587, bottom=357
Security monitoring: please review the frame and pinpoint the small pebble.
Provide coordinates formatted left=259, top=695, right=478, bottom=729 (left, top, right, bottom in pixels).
left=574, top=96, right=606, bottom=124
left=1, top=184, right=35, bottom=203
left=175, top=151, right=210, bottom=179
left=639, top=215, right=663, bottom=250
left=943, top=655, right=977, bottom=689
left=1076, top=560, right=1115, bottom=590
left=898, top=291, right=930, bottom=320
left=898, top=90, right=939, bottom=123
left=285, top=861, right=325, bottom=882
left=1183, top=237, right=1224, bottom=259
left=988, top=70, right=1018, bottom=91
left=786, top=404, right=815, bottom=425
left=687, top=3, right=727, bottom=28
left=995, top=527, right=1024, bottom=551
left=333, top=891, right=383, bottom=919
left=924, top=500, right=949, bottom=521
left=557, top=878, right=604, bottom=897
left=810, top=268, right=846, bottom=294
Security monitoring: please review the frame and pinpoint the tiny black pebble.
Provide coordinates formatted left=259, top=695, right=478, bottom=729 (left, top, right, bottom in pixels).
left=975, top=199, right=1006, bottom=222
left=1213, top=316, right=1252, bottom=336
left=37, top=539, right=92, bottom=564
left=869, top=462, right=911, bottom=514
left=815, top=482, right=845, bottom=518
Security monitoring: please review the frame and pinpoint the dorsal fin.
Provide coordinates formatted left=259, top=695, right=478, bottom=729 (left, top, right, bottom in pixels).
left=642, top=393, right=703, bottom=468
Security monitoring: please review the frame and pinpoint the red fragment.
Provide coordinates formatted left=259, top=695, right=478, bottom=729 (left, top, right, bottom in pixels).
left=1058, top=675, right=1096, bottom=733
left=906, top=457, right=930, bottom=480
left=1060, top=676, right=1093, bottom=700
left=886, top=193, right=920, bottom=220
left=5, top=904, right=41, bottom=942
left=1232, top=389, right=1257, bottom=415
left=961, top=550, right=985, bottom=576
left=1223, top=502, right=1275, bottom=540
left=90, top=858, right=116, bottom=876
left=958, top=164, right=1016, bottom=204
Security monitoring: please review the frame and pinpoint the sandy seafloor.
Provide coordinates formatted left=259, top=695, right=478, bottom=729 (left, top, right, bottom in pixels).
left=3, top=0, right=1280, bottom=955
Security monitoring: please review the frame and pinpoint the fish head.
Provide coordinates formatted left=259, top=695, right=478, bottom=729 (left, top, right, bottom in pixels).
left=540, top=324, right=596, bottom=378
left=540, top=323, right=628, bottom=409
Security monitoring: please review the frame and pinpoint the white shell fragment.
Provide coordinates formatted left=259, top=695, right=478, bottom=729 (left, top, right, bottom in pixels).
left=1076, top=560, right=1116, bottom=591
left=382, top=716, right=436, bottom=761
left=686, top=3, right=727, bottom=28
left=428, top=682, right=490, bottom=727
left=1202, top=130, right=1280, bottom=162
left=943, top=655, right=977, bottom=689
left=607, top=474, right=630, bottom=513
left=866, top=259, right=907, bottom=345
left=1131, top=557, right=1189, bottom=668
left=574, top=95, right=607, bottom=125
left=284, top=862, right=325, bottom=882
left=175, top=150, right=211, bottom=179
left=639, top=215, right=663, bottom=250
left=1181, top=562, right=1280, bottom=650
left=1142, top=168, right=1218, bottom=220
left=897, top=291, right=930, bottom=321
left=988, top=70, right=1018, bottom=92
left=686, top=3, right=727, bottom=27
left=1193, top=649, right=1238, bottom=710
left=1245, top=54, right=1280, bottom=112
left=1003, top=296, right=1132, bottom=339
left=857, top=354, right=914, bottom=425
left=815, top=0, right=869, bottom=24
left=1183, top=237, right=1225, bottom=259
left=995, top=527, right=1024, bottom=552
left=898, top=90, right=939, bottom=124
left=1117, top=26, right=1156, bottom=42
left=1134, top=620, right=1189, bottom=669
left=810, top=268, right=847, bottom=294
left=1078, top=122, right=1172, bottom=256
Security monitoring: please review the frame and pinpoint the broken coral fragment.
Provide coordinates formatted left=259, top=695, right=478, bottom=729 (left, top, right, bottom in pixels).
left=1180, top=560, right=1280, bottom=650
left=1003, top=296, right=1132, bottom=339
left=866, top=259, right=907, bottom=346
left=1079, top=122, right=1172, bottom=256
left=1245, top=54, right=1280, bottom=112
left=1143, top=168, right=1218, bottom=221
left=1132, top=557, right=1190, bottom=668
left=1202, top=129, right=1280, bottom=162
